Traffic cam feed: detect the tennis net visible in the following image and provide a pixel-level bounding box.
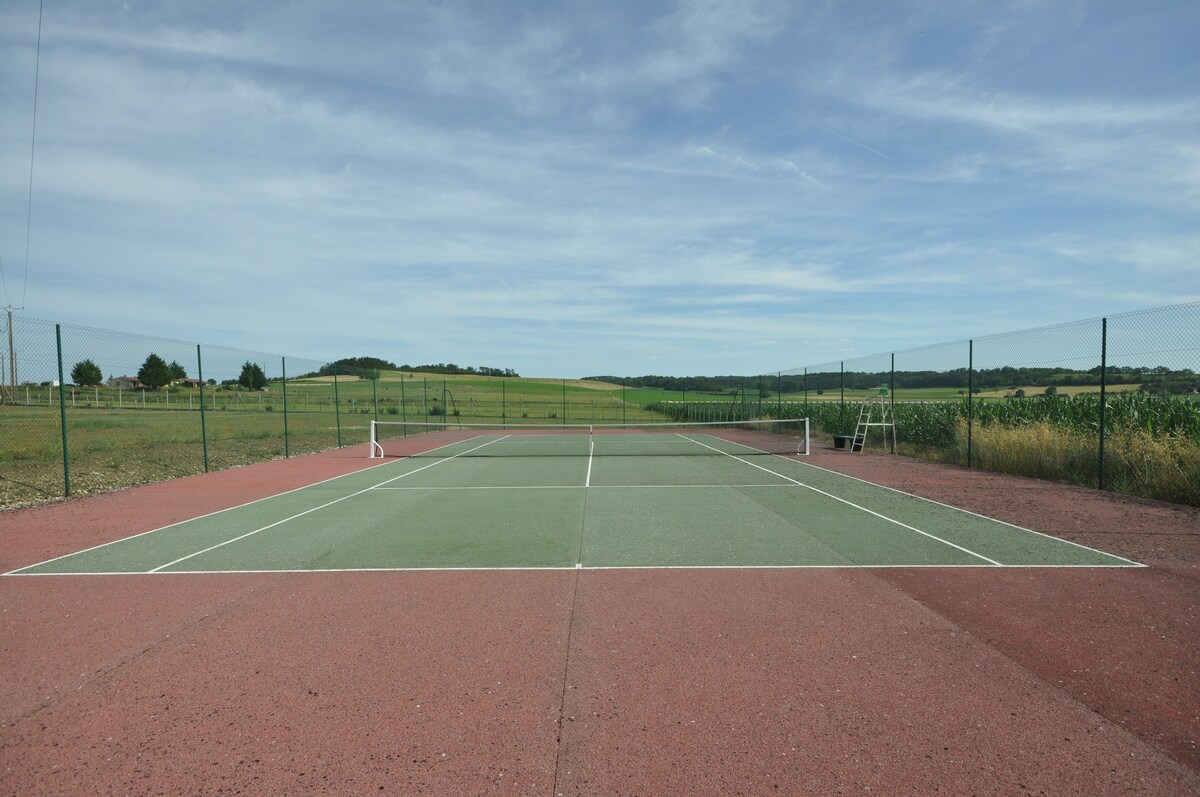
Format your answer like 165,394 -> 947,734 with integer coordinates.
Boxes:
368,419 -> 810,459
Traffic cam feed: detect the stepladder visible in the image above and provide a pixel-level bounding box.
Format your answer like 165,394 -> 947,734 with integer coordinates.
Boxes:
851,387 -> 895,453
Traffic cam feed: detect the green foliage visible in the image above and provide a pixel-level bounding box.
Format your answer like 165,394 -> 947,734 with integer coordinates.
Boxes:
586,364 -> 1197,394
238,361 -> 268,390
652,392 -> 1200,445
71,359 -> 103,386
1140,376 -> 1200,395
401,362 -> 519,377
137,353 -> 173,389
299,357 -> 520,379
327,356 -> 398,375
168,360 -> 188,380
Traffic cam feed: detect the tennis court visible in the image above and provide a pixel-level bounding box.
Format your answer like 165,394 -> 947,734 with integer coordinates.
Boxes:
8,421 -> 1137,576
4,424 -> 1197,796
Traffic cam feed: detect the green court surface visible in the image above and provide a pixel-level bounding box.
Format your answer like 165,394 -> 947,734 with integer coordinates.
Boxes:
9,433 -> 1138,575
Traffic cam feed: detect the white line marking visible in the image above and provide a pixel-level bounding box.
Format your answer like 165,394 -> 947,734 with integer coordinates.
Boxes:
679,435 -> 1003,566
375,485 -> 584,490
5,561 -> 1140,577
371,483 -> 796,491
778,458 -> 1145,567
3,457 -> 403,575
4,435 -> 511,576
5,435 -> 508,576
147,436 -> 509,573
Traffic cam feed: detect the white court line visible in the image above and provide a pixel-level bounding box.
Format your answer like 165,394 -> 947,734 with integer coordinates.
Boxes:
678,434 -> 1003,566
371,483 -> 796,491
375,484 -> 584,491
5,562 -> 1137,577
784,458 -> 1144,568
146,436 -> 510,573
4,458 -> 400,576
4,434 -> 501,576
133,436 -> 504,573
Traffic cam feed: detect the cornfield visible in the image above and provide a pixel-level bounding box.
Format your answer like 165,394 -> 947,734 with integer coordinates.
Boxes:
651,393 -> 1200,505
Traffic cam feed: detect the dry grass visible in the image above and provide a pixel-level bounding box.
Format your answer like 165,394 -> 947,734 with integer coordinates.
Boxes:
939,420 -> 1200,506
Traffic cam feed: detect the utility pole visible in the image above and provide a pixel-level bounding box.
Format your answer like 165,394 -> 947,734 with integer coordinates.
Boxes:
4,307 -> 16,402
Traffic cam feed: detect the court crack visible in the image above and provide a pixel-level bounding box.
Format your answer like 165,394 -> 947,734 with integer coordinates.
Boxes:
2,572 -> 291,729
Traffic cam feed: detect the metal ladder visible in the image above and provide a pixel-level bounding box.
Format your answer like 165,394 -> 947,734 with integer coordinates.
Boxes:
851,386 -> 895,453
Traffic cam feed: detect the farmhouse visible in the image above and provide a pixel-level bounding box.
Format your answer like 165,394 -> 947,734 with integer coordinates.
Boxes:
108,376 -> 144,390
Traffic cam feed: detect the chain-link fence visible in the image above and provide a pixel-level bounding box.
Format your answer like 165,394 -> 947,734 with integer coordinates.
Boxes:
0,317 -> 365,507
775,302 -> 1200,505
0,317 -> 666,508
4,304 -> 1198,508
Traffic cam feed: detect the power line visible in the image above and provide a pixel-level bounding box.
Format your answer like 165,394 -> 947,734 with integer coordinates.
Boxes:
3,0 -> 44,312
21,0 -> 46,310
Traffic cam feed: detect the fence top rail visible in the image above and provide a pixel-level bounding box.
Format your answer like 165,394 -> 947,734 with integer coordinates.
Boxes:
778,300 -> 1200,375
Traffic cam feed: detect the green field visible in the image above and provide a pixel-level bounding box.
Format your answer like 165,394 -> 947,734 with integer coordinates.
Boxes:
0,374 -> 665,508
3,372 -> 1198,509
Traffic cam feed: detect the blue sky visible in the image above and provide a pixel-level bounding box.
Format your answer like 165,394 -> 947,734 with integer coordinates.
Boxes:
1,0 -> 1198,378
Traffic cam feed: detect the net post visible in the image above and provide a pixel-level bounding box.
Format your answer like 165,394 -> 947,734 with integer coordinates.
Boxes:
804,418 -> 810,456
368,420 -> 382,458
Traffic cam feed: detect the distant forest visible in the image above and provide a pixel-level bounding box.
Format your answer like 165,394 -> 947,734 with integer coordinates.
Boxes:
299,357 -> 519,378
585,365 -> 1199,395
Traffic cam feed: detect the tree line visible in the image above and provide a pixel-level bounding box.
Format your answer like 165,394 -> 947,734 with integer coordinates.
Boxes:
586,365 -> 1199,395
297,357 -> 519,379
68,354 -> 268,390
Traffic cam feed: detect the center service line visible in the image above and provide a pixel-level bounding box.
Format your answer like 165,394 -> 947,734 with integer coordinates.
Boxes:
585,433 -> 595,488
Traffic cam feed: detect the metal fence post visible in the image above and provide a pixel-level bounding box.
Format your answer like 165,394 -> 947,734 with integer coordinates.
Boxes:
890,353 -> 896,454
333,365 -> 342,447
371,370 -> 378,426
839,362 -> 845,433
197,345 -> 209,472
967,340 -> 974,468
1099,318 -> 1108,491
55,324 -> 71,497
282,356 -> 290,458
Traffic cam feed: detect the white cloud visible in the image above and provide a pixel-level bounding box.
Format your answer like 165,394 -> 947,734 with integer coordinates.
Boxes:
1,1 -> 1197,377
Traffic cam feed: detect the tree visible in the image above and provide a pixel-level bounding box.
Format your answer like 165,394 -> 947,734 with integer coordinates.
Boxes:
238,361 -> 268,390
71,359 -> 103,386
137,353 -> 173,389
168,360 -> 187,381
1044,385 -> 1058,396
